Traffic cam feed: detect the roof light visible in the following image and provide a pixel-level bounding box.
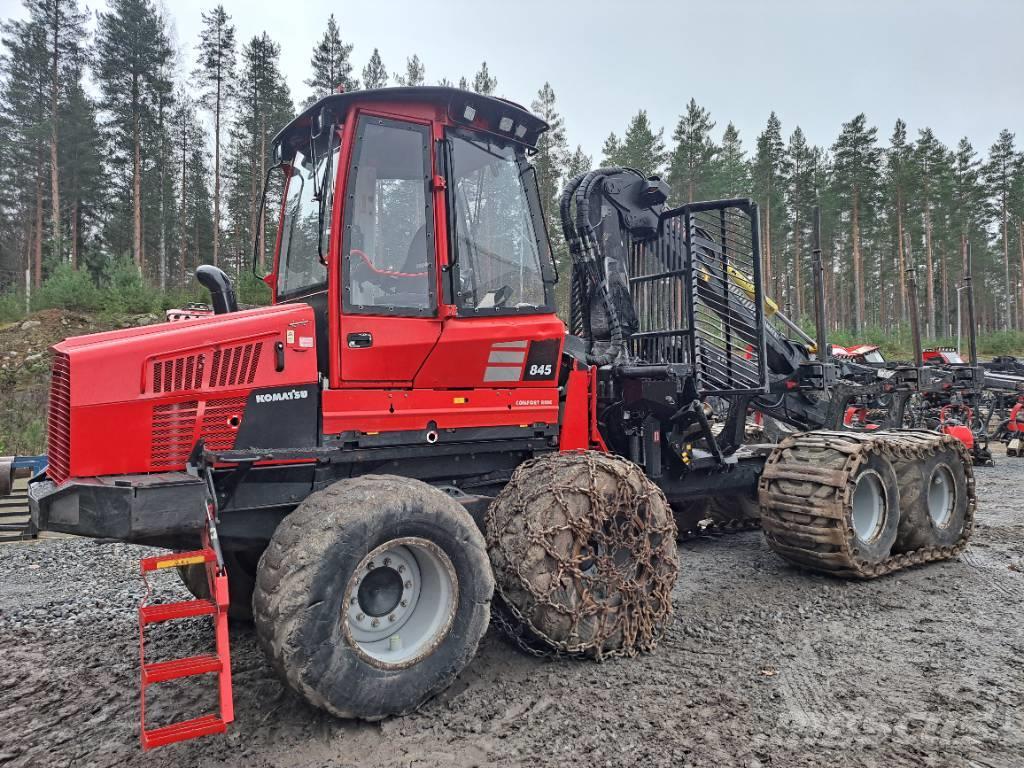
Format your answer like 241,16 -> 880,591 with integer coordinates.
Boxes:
514,123 -> 527,139
462,104 -> 477,122
498,116 -> 513,132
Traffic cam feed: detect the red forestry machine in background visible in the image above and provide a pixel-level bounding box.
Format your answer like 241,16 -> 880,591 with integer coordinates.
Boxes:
24,88 -> 975,749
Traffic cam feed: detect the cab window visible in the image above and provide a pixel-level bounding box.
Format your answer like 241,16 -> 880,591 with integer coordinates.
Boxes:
447,128 -> 553,315
277,143 -> 337,298
342,116 -> 436,316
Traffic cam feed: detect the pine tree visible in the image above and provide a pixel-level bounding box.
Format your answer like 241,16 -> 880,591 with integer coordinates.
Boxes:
984,129 -> 1016,329
831,113 -> 881,332
706,122 -> 749,199
362,48 -> 388,89
95,0 -> 174,274
0,13 -> 51,285
457,76 -> 468,91
58,81 -> 105,270
752,112 -> 786,298
1010,153 -> 1024,327
393,54 -> 425,87
437,77 -> 453,88
884,119 -> 915,321
783,126 -> 816,319
604,111 -> 665,177
601,132 -> 622,167
912,128 -> 951,336
668,98 -> 716,203
227,33 -> 294,273
471,62 -> 496,95
566,145 -> 592,181
304,13 -> 357,105
26,0 -> 88,265
530,83 -> 569,213
194,5 -> 236,269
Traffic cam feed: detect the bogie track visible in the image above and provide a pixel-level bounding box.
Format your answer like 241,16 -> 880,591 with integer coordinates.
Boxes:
758,430 -> 975,578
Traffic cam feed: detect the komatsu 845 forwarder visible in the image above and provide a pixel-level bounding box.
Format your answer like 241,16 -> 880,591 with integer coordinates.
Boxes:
20,87 -> 974,748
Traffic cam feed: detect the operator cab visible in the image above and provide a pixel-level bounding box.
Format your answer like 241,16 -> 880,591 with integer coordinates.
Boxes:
263,87 -> 564,437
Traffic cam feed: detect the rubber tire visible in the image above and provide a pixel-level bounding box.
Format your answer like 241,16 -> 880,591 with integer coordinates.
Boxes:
178,549 -> 260,622
252,474 -> 493,720
671,498 -> 711,539
847,453 -> 901,564
894,446 -> 969,551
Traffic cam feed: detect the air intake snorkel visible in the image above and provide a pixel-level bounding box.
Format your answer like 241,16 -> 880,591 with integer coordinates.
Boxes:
196,265 -> 238,315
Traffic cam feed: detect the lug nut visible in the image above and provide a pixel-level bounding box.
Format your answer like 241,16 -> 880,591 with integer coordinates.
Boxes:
367,561 -> 375,569
356,613 -> 365,621
398,565 -> 405,573
400,600 -> 408,608
388,614 -> 396,622
371,618 -> 380,628
383,557 -> 391,566
404,580 -> 412,589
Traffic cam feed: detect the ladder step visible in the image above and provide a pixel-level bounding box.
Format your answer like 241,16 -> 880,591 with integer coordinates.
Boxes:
142,654 -> 222,684
140,599 -> 216,624
141,548 -> 216,572
141,714 -> 226,750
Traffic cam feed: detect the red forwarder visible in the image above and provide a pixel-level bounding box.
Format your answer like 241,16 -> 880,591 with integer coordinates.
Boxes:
28,87 -> 973,749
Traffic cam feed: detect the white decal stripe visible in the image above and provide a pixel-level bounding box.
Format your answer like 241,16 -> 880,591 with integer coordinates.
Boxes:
488,351 -> 526,364
483,366 -> 522,382
492,340 -> 528,349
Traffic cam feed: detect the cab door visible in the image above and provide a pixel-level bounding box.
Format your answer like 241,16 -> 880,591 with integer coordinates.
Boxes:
338,115 -> 441,385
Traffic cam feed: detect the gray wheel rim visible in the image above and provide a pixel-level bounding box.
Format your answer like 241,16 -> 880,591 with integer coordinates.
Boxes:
927,465 -> 955,528
851,470 -> 885,543
343,537 -> 458,669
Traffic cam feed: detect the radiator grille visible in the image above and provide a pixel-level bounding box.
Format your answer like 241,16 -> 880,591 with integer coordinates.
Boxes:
47,352 -> 71,484
152,354 -> 206,393
200,397 -> 247,451
151,400 -> 200,469
150,396 -> 245,470
209,343 -> 262,388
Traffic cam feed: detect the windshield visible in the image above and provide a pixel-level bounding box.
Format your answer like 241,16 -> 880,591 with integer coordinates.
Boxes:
277,141 -> 338,297
447,129 -> 552,313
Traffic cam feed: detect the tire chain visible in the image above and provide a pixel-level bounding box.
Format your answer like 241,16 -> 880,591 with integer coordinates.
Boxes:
486,451 -> 678,661
758,429 -> 975,578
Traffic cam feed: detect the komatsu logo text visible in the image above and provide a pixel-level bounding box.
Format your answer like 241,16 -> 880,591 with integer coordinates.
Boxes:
255,389 -> 309,404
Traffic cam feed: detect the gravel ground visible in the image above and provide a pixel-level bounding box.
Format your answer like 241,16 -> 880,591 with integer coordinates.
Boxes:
1,453 -> 1022,768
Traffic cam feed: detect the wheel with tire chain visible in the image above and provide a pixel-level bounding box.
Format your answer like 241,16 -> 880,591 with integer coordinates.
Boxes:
486,451 -> 678,658
252,474 -> 493,720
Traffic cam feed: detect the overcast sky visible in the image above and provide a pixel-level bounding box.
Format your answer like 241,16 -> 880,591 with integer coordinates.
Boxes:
2,0 -> 1022,161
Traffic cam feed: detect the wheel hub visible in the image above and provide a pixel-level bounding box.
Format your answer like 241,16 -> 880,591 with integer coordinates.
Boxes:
851,470 -> 885,543
927,465 -> 954,528
343,537 -> 458,669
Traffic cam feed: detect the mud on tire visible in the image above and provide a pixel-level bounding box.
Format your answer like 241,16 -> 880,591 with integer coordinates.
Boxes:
252,475 -> 493,720
486,451 -> 678,658
893,444 -> 970,551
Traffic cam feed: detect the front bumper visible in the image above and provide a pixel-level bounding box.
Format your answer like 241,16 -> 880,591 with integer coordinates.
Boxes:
30,472 -> 207,541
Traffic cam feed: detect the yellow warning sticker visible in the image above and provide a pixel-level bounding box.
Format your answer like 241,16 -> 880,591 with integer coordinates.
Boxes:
155,555 -> 206,570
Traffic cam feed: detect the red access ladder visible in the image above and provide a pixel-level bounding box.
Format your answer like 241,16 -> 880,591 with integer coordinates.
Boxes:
138,532 -> 234,749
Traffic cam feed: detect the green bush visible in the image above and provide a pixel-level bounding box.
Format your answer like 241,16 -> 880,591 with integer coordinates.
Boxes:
31,264 -> 102,311
0,290 -> 26,323
236,270 -> 272,306
100,258 -> 159,315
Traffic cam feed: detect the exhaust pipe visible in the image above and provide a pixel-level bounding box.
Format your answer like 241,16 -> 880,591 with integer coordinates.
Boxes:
196,265 -> 239,315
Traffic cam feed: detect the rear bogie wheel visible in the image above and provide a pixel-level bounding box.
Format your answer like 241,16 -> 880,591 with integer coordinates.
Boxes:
894,446 -> 970,551
252,475 -> 493,720
671,497 -> 710,539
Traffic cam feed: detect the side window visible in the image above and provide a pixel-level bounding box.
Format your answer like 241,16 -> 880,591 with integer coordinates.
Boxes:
342,117 -> 436,315
447,129 -> 552,314
277,144 -> 336,298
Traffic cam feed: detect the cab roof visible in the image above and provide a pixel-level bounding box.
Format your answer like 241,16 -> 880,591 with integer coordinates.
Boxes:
274,86 -> 549,156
